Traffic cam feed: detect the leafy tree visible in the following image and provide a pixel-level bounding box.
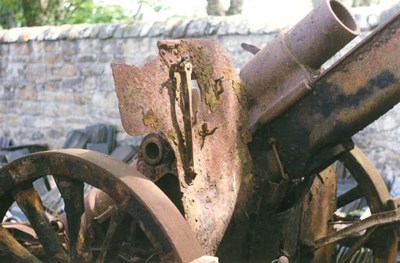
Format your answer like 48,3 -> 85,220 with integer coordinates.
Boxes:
0,0 -> 164,28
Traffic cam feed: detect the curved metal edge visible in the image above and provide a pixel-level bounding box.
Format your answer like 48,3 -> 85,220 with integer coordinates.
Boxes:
341,146 -> 390,213
340,145 -> 397,263
0,149 -> 205,263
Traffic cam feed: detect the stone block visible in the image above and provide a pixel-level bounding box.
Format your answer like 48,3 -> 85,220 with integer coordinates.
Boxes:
58,103 -> 85,116
19,102 -> 43,116
60,77 -> 83,92
69,24 -> 90,39
218,16 -> 248,35
205,17 -> 223,35
43,54 -> 62,64
89,25 -> 102,38
28,26 -> 50,41
54,64 -> 79,77
43,81 -> 59,92
45,26 -> 69,41
138,22 -> 154,37
31,41 -> 45,54
171,20 -> 189,38
98,53 -> 113,63
33,117 -> 54,128
0,85 -> 16,100
78,39 -> 101,52
77,55 -> 96,63
1,44 -> 9,54
102,39 -> 119,54
62,41 -> 78,56
113,24 -> 125,38
236,19 -> 249,35
48,128 -> 64,139
31,131 -> 45,140
43,103 -> 59,117
44,41 -> 59,53
80,25 -> 99,39
99,24 -> 118,39
26,64 -> 48,83
80,63 -> 105,76
92,91 -> 117,109
148,21 -> 165,37
9,55 -> 30,63
2,28 -> 27,42
186,19 -> 208,37
15,85 -> 38,100
97,75 -> 114,91
11,43 -> 30,56
162,18 -> 183,37
121,41 -> 134,55
5,63 -> 25,78
84,77 -> 97,91
123,24 -> 142,38
38,91 -> 57,102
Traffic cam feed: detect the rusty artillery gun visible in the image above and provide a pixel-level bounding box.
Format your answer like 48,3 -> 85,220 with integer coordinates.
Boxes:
1,0 -> 400,262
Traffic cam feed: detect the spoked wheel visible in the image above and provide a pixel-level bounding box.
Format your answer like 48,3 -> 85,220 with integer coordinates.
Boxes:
313,146 -> 398,263
0,149 -> 204,263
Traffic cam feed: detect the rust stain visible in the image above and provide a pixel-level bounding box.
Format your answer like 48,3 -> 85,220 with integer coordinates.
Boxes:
142,109 -> 160,130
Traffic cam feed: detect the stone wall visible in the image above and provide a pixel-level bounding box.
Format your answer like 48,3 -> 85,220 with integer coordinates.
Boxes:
1,17 -> 400,195
0,17 -> 277,148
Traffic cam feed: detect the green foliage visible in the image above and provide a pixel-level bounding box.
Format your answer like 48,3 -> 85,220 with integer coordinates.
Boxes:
64,1 -> 129,24
0,0 -> 165,29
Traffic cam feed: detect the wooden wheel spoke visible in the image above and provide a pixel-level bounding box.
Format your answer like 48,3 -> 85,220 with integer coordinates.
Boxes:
95,206 -> 124,263
0,150 -> 204,262
12,186 -> 70,263
0,226 -> 41,263
55,178 -> 86,260
0,195 -> 14,220
337,186 -> 362,209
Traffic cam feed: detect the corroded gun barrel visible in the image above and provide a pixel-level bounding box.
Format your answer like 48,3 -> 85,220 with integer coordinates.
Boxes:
241,0 -> 360,128
242,0 -> 400,181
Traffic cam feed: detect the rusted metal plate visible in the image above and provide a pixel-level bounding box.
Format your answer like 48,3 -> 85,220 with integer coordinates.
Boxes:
299,166 -> 337,263
0,150 -> 204,262
112,59 -> 172,136
113,40 -> 253,254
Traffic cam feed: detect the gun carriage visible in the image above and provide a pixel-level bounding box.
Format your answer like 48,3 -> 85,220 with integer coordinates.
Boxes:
1,0 -> 400,262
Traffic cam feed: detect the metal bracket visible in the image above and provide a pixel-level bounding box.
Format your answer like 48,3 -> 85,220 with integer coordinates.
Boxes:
159,42 -> 197,183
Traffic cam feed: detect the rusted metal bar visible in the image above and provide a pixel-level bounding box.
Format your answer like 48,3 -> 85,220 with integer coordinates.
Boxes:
12,187 -> 70,263
240,0 -> 360,127
338,226 -> 377,263
0,226 -> 41,263
257,12 -> 400,180
313,208 -> 400,249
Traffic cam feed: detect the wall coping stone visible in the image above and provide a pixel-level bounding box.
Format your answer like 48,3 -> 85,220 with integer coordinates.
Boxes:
0,16 -> 280,44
